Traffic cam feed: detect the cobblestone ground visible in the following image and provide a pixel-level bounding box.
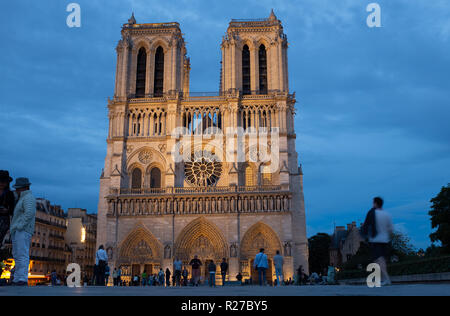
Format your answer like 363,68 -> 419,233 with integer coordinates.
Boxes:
1,284 -> 450,296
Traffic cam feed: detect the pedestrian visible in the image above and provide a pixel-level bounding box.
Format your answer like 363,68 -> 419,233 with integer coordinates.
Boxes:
273,250 -> 284,286
50,270 -> 58,286
173,257 -> 182,286
112,268 -> 118,286
105,265 -> 110,286
236,272 -> 243,285
83,274 -> 89,287
296,265 -> 303,285
220,258 -> 228,286
182,266 -> 188,286
158,268 -> 165,286
189,255 -> 202,286
141,270 -> 148,286
361,196 -> 394,286
208,261 -> 216,287
327,265 -> 335,285
10,177 -> 36,286
117,267 -> 121,286
253,248 -> 268,286
165,268 -> 171,287
0,171 -> 15,260
95,245 -> 108,286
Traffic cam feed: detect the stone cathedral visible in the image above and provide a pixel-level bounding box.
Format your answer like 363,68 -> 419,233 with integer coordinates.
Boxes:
97,11 -> 308,284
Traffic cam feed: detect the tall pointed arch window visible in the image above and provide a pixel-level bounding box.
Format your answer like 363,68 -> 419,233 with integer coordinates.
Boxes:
242,45 -> 251,95
150,167 -> 161,188
136,47 -> 147,98
261,165 -> 272,185
245,165 -> 255,187
131,168 -> 142,189
258,44 -> 268,94
154,46 -> 164,97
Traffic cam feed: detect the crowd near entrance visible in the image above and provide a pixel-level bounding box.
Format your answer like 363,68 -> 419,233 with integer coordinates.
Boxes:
106,219 -> 292,287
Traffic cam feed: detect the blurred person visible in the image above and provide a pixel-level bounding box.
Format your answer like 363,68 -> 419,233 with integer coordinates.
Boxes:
189,255 -> 202,286
362,197 -> 394,286
173,257 -> 182,286
273,250 -> 284,286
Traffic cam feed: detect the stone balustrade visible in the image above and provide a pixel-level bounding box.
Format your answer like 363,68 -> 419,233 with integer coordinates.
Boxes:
106,185 -> 291,216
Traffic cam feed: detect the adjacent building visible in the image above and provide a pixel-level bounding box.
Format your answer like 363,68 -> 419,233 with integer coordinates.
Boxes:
3,199 -> 97,285
65,208 -> 97,280
329,222 -> 363,267
28,198 -> 69,283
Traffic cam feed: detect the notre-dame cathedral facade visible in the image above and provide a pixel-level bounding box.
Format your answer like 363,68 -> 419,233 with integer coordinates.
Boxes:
97,11 -> 308,284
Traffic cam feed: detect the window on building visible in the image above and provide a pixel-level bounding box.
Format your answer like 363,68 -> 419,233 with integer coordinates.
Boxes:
242,45 -> 251,95
131,168 -> 142,189
245,165 -> 255,187
261,165 -> 272,185
154,46 -> 164,97
258,44 -> 268,94
150,167 -> 161,188
136,47 -> 147,98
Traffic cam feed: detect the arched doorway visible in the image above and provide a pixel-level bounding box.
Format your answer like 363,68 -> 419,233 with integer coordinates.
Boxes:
118,225 -> 162,284
240,222 -> 283,285
174,217 -> 228,285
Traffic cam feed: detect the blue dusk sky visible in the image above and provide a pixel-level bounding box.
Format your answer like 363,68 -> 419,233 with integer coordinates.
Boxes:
1,1 -> 449,250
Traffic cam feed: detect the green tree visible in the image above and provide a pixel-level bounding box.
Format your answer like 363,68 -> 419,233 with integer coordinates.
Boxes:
390,231 -> 416,259
429,184 -> 450,253
308,233 -> 331,274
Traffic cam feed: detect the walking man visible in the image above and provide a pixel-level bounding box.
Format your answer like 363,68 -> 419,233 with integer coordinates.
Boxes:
189,255 -> 202,286
173,257 -> 182,286
362,197 -> 394,286
10,177 -> 36,286
208,261 -> 216,287
253,248 -> 269,286
220,258 -> 228,286
95,245 -> 108,286
273,250 -> 284,286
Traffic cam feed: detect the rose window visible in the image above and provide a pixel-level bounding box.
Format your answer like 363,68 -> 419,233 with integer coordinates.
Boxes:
185,150 -> 222,186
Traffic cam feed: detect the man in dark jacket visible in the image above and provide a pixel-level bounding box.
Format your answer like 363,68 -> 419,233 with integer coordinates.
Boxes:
220,258 -> 228,286
0,171 -> 15,259
189,255 -> 202,286
208,261 -> 217,287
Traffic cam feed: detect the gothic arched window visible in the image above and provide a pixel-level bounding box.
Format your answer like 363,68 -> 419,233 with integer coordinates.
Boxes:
245,165 -> 255,187
261,165 -> 272,185
242,45 -> 251,95
150,167 -> 161,188
258,44 -> 268,94
154,46 -> 164,97
136,47 -> 147,98
131,168 -> 142,189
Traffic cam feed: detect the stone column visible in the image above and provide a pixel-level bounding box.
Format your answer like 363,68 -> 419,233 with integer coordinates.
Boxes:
121,41 -> 130,97
250,46 -> 257,93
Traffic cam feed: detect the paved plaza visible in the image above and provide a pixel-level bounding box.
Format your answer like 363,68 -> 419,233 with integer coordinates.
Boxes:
1,284 -> 449,296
